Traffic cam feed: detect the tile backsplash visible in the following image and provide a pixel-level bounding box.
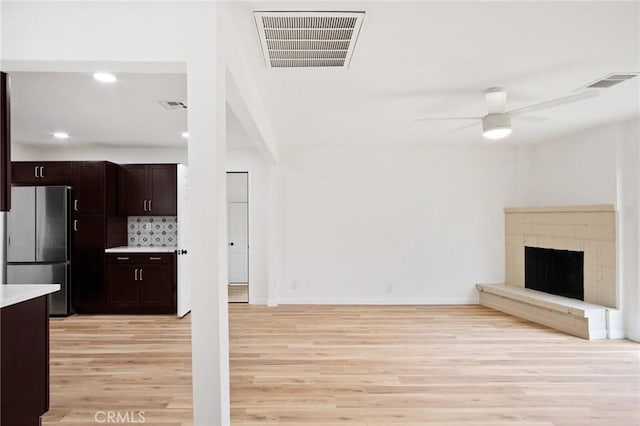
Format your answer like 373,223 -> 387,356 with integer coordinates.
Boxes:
128,216 -> 178,247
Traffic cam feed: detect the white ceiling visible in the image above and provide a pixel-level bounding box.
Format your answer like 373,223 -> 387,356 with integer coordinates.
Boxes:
9,2 -> 640,150
11,72 -> 188,148
230,1 -> 640,146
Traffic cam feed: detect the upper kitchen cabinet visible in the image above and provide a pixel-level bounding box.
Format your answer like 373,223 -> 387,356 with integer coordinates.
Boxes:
12,161 -> 72,186
117,164 -> 177,216
72,162 -> 118,215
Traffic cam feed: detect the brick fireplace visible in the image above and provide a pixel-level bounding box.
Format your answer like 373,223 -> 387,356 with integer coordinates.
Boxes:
505,205 -> 616,308
477,205 -> 619,339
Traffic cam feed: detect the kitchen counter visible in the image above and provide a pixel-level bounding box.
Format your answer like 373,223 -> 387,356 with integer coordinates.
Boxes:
105,246 -> 177,254
0,284 -> 61,309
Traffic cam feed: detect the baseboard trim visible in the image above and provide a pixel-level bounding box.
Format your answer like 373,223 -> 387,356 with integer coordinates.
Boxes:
249,298 -> 267,305
275,297 -> 479,305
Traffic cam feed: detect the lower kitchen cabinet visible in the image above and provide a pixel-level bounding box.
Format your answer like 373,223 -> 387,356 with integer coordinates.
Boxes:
106,253 -> 176,314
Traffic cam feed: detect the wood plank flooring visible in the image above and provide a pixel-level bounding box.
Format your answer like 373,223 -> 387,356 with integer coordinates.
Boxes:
43,305 -> 639,425
229,284 -> 249,303
42,315 -> 193,426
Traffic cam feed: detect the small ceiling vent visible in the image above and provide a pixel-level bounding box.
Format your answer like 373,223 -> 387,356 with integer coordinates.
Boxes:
582,73 -> 638,89
253,11 -> 365,69
158,101 -> 187,110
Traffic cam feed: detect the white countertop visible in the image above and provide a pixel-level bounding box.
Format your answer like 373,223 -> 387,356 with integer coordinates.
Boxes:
1,284 -> 61,309
105,246 -> 177,254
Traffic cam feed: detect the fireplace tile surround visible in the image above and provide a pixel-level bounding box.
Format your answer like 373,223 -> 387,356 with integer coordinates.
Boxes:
505,205 -> 616,308
478,205 -> 618,340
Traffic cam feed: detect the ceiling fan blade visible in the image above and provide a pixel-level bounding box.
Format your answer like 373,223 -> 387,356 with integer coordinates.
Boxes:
414,116 -> 482,122
485,87 -> 507,114
509,91 -> 599,116
449,121 -> 482,133
510,115 -> 549,122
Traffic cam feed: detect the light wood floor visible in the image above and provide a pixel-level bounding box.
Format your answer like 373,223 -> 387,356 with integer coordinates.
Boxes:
229,284 -> 249,303
43,305 -> 639,425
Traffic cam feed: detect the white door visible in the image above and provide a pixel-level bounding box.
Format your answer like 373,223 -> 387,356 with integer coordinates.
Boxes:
177,164 -> 191,317
228,202 -> 248,283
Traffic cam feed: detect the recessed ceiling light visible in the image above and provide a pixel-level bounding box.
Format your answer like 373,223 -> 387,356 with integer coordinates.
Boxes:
53,132 -> 69,139
93,72 -> 117,83
181,132 -> 189,139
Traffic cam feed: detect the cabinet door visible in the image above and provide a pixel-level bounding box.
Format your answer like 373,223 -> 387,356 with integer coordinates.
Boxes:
148,165 -> 177,215
73,163 -> 105,215
1,72 -> 11,212
138,264 -> 174,310
117,165 -> 148,216
11,162 -> 41,185
108,264 -> 139,308
72,215 -> 107,313
39,162 -> 72,185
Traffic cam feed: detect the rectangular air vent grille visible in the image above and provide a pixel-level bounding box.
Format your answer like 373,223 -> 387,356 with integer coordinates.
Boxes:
254,11 -> 365,69
158,101 -> 187,110
583,73 -> 638,89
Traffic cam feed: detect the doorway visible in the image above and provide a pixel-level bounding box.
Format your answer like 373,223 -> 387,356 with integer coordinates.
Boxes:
227,172 -> 249,303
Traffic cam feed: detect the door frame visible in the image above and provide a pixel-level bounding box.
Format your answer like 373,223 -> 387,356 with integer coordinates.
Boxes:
226,171 -> 249,302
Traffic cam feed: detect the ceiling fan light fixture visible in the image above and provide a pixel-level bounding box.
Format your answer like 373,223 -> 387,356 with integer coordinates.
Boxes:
482,113 -> 512,140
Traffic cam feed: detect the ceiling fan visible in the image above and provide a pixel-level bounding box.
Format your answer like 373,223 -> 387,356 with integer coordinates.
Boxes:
414,87 -> 599,140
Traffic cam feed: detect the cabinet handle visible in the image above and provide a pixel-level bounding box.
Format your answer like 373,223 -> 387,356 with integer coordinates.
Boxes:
74,199 -> 79,211
149,200 -> 152,211
34,166 -> 39,178
40,166 -> 44,178
143,200 -> 148,212
73,220 -> 78,232
139,268 -> 143,281
117,257 -> 130,261
134,268 -> 138,281
149,257 -> 162,260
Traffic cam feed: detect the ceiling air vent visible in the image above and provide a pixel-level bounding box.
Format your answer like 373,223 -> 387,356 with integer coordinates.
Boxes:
253,11 -> 365,68
158,101 -> 187,110
583,73 -> 638,89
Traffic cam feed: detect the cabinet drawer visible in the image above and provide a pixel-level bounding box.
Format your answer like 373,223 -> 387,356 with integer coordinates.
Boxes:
106,253 -> 174,265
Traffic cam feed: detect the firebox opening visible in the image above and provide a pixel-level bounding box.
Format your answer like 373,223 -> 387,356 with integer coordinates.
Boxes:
525,246 -> 584,301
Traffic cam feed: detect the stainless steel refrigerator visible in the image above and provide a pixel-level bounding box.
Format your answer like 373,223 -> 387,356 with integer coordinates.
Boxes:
6,186 -> 71,316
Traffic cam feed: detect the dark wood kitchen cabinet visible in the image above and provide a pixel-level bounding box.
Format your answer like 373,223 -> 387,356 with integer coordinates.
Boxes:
1,72 -> 11,211
72,215 -> 109,312
1,295 -> 49,426
72,162 -> 126,314
117,164 -> 177,216
72,162 -> 109,215
106,253 -> 176,314
12,161 -> 73,185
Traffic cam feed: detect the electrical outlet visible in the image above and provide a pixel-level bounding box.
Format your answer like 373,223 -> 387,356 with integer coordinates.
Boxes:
386,283 -> 393,293
291,281 -> 298,290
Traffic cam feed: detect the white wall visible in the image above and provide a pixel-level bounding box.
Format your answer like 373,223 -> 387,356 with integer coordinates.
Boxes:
617,120 -> 640,341
11,143 -> 187,164
279,144 -> 518,304
518,123 -> 618,206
